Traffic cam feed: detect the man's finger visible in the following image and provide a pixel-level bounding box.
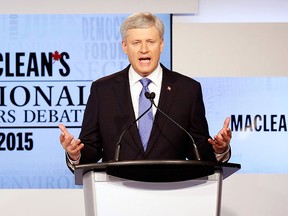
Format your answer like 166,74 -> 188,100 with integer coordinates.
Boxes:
223,117 -> 230,128
59,123 -> 69,135
69,143 -> 84,154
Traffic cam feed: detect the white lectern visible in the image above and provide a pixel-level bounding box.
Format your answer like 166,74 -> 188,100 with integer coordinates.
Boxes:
75,160 -> 240,216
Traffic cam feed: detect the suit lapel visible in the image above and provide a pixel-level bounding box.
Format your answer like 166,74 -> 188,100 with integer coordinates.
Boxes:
146,65 -> 178,154
113,66 -> 144,152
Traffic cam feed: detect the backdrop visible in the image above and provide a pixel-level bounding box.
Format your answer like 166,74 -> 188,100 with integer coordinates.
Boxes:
0,13 -> 171,189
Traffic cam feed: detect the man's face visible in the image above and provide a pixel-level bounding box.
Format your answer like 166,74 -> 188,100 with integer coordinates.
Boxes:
122,26 -> 164,77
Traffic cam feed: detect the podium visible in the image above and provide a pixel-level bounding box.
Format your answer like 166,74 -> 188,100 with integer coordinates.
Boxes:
75,160 -> 240,216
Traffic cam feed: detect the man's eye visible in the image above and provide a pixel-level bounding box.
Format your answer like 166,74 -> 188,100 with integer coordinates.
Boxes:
132,41 -> 140,45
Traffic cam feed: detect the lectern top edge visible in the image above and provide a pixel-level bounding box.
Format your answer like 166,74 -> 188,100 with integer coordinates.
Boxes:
74,160 -> 241,185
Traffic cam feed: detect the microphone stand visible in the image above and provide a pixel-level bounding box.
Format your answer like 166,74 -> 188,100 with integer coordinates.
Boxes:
114,101 -> 153,161
145,92 -> 201,161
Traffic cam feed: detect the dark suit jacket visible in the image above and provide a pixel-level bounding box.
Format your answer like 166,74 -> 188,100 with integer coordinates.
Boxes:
77,64 -> 216,164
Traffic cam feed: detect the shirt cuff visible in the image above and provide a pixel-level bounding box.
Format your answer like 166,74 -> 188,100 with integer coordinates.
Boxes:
66,152 -> 81,166
214,145 -> 231,162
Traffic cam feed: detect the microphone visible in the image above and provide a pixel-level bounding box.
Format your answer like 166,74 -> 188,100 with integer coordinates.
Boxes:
114,96 -> 153,161
145,92 -> 201,161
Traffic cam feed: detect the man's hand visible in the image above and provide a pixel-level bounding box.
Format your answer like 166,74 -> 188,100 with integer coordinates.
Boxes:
208,117 -> 232,154
59,123 -> 84,161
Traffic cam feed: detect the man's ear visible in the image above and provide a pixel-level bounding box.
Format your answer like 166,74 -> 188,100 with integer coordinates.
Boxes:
122,40 -> 128,54
160,38 -> 164,53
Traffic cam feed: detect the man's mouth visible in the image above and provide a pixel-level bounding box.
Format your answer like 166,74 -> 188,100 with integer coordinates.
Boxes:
139,57 -> 151,63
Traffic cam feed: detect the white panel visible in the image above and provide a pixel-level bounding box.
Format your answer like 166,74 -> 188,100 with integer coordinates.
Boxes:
0,189 -> 85,215
222,174 -> 288,216
174,0 -> 288,23
173,23 -> 288,77
0,0 -> 198,14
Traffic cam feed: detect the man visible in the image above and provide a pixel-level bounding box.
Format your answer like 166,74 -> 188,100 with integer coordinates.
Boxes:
59,12 -> 231,170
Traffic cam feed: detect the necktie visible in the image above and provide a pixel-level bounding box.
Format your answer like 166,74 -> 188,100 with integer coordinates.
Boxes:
138,78 -> 153,151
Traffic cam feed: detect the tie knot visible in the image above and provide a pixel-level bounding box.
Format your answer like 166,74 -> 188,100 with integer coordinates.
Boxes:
140,78 -> 152,87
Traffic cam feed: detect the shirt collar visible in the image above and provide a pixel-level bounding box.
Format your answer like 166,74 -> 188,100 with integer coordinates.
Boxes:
129,64 -> 162,87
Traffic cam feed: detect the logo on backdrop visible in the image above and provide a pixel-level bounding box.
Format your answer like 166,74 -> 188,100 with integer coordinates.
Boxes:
0,51 -> 88,125
231,114 -> 287,132
0,51 -> 88,151
0,51 -> 70,77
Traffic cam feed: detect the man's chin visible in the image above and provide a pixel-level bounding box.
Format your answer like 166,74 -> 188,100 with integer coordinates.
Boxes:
136,65 -> 157,76
138,70 -> 153,77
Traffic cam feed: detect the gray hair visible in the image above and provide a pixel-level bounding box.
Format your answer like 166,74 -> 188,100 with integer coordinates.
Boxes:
120,12 -> 165,41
